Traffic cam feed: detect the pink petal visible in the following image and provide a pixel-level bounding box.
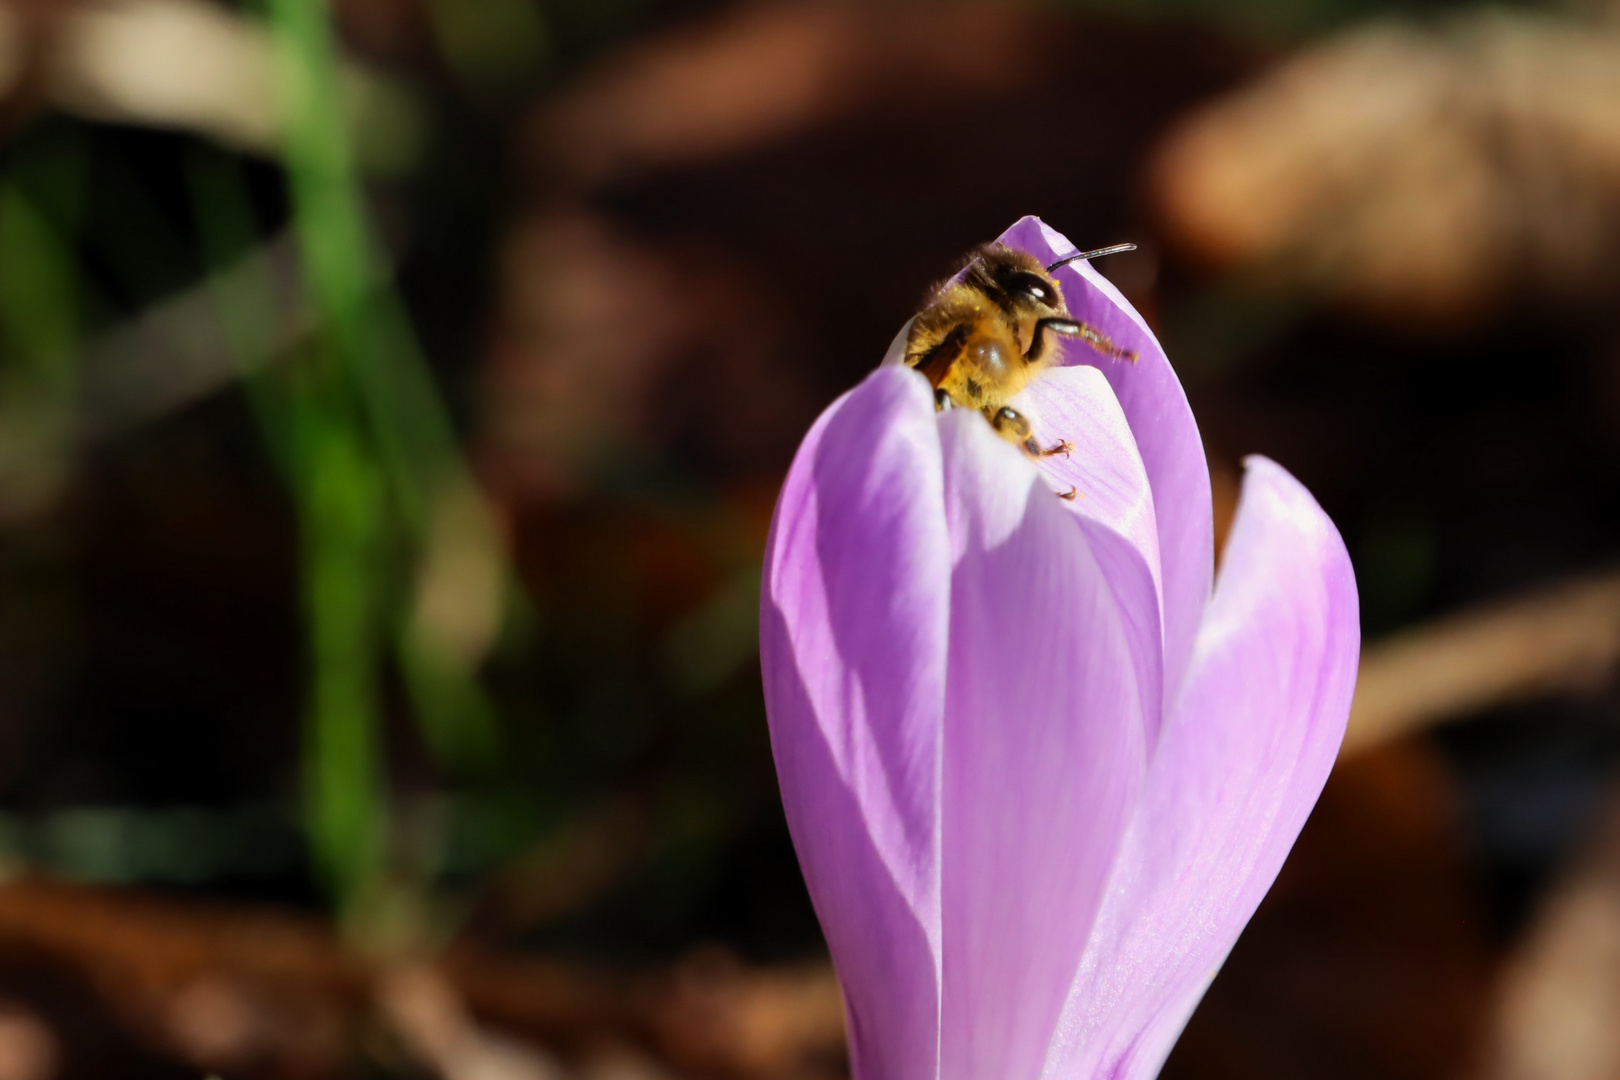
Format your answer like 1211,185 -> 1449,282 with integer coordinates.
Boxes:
936,412 -> 1151,1080
996,216 -> 1214,718
1016,366 -> 1162,585
1041,457 -> 1360,1080
1013,365 -> 1166,742
760,366 -> 947,1080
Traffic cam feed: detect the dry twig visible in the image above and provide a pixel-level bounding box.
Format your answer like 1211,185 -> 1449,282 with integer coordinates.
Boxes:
1343,567 -> 1620,755
1476,789 -> 1620,1080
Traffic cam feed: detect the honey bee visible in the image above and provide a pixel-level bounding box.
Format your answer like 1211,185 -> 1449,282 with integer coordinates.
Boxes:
903,242 -> 1136,465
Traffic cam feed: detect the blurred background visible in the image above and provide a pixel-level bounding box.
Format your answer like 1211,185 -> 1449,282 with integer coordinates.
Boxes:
0,0 -> 1618,1075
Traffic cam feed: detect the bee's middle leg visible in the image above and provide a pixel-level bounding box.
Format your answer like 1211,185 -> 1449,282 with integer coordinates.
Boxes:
988,406 -> 1036,453
988,406 -> 1071,459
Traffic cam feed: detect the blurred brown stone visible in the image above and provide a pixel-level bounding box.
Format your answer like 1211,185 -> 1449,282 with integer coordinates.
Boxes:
0,878 -> 366,1077
0,878 -> 846,1080
0,1003 -> 58,1080
535,4 -> 1050,188
1152,12 -> 1620,326
1478,786 -> 1620,1080
636,948 -> 843,1080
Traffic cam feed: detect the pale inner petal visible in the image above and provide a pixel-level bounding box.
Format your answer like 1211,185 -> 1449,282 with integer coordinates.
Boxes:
1010,366 -> 1166,740
936,411 -> 1148,1080
1011,365 -> 1162,610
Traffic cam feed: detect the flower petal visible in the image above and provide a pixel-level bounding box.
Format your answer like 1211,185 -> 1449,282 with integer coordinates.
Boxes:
937,411 -> 1149,1080
1016,366 -> 1162,585
996,216 -> 1214,717
1041,456 -> 1360,1080
1013,365 -> 1165,741
760,365 -> 947,1080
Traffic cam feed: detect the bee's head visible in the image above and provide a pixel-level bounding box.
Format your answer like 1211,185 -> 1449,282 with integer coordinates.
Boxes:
993,240 -> 1137,314
972,247 -> 1068,314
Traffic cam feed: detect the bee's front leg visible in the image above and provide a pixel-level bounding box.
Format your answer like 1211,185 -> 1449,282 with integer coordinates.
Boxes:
1038,317 -> 1137,364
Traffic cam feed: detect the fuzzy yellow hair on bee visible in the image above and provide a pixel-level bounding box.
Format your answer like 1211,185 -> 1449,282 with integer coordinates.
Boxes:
904,241 -> 1136,463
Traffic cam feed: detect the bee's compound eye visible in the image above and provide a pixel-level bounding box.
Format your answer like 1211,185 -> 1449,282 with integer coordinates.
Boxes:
1002,270 -> 1055,307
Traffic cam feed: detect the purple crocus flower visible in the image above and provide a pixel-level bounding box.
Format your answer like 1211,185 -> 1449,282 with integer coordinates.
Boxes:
759,217 -> 1359,1080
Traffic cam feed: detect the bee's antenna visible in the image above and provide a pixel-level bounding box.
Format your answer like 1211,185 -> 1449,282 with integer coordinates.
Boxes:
1046,243 -> 1137,273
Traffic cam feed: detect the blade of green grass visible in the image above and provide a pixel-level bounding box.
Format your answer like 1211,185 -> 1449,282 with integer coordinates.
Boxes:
296,386 -> 388,909
0,182 -> 80,517
262,0 -> 512,917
